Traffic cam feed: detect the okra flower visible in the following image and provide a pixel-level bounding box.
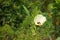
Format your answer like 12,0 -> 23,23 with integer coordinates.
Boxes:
34,14 -> 46,26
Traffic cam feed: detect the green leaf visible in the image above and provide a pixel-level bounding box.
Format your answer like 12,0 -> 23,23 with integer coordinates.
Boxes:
23,5 -> 30,16
32,6 -> 40,17
2,24 -> 14,35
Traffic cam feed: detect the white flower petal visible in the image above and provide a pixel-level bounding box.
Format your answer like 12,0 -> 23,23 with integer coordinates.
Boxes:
34,14 -> 46,26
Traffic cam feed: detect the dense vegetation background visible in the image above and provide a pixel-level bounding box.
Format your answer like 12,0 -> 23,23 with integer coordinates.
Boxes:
0,0 -> 60,40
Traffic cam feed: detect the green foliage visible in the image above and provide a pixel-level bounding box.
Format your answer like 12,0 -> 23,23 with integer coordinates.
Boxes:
0,0 -> 60,40
56,37 -> 60,40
